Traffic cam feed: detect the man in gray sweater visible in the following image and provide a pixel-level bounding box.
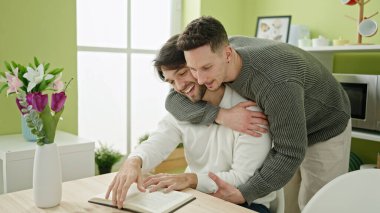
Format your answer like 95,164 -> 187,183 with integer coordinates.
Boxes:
166,16 -> 351,211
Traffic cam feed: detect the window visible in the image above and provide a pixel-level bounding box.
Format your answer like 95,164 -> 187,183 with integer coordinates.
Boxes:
77,0 -> 181,153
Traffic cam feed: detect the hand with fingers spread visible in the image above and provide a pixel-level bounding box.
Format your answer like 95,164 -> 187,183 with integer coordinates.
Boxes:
105,157 -> 146,209
215,101 -> 268,137
208,172 -> 245,204
143,173 -> 198,193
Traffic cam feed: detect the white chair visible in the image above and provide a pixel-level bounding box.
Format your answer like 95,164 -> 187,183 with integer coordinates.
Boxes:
302,169 -> 380,213
270,188 -> 285,213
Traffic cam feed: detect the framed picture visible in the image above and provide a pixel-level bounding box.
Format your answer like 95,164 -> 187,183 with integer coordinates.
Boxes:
255,16 -> 292,43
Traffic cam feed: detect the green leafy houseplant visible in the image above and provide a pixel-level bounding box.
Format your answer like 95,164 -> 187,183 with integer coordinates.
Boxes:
95,142 -> 123,174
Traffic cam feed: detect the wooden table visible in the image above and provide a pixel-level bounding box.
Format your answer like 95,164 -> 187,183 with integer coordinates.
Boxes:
0,173 -> 254,212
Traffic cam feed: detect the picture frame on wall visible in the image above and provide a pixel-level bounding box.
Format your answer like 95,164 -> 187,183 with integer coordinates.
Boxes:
255,16 -> 292,43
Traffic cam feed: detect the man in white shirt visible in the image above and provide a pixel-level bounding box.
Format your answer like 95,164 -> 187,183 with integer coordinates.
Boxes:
106,35 -> 274,213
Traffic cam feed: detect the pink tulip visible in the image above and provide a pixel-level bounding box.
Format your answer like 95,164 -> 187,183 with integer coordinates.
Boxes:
30,93 -> 48,112
51,92 -> 67,112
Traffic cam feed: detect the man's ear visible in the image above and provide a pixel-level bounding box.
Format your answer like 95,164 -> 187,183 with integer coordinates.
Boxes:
224,45 -> 232,62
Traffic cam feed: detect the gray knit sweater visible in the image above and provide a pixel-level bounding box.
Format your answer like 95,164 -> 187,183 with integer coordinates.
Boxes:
165,36 -> 351,203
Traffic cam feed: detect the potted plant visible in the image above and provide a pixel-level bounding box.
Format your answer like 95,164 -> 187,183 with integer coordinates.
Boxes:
95,142 -> 123,175
138,133 -> 186,174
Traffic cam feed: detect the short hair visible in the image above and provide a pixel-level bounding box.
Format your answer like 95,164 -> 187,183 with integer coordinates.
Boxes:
153,34 -> 186,81
177,16 -> 229,53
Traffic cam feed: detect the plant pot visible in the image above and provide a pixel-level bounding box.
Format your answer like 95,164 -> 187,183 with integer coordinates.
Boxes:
98,165 -> 112,175
33,143 -> 62,208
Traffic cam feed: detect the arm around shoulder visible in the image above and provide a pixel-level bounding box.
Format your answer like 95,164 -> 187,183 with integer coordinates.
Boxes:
166,89 -> 219,124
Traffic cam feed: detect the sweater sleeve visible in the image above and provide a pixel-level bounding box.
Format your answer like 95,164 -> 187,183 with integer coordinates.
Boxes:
238,82 -> 307,204
165,88 -> 219,124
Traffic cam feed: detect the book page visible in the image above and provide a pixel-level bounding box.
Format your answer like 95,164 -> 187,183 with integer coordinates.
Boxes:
89,184 -> 195,213
126,190 -> 194,213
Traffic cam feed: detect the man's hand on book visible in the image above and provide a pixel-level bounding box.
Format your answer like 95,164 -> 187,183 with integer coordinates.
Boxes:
105,157 -> 146,209
208,172 -> 245,204
143,173 -> 198,192
215,101 -> 269,137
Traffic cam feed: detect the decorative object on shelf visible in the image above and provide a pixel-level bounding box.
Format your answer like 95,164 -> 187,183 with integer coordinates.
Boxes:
255,15 -> 292,43
358,18 -> 378,37
333,37 -> 350,46
288,24 -> 310,46
341,0 -> 379,44
95,142 -> 123,175
312,35 -> 330,47
298,37 -> 312,48
0,57 -> 71,208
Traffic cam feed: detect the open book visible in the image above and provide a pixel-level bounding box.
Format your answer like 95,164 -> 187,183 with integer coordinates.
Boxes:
88,184 -> 196,213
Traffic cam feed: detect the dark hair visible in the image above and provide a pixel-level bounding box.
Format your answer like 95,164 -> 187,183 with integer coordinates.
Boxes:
177,16 -> 229,52
153,34 -> 186,81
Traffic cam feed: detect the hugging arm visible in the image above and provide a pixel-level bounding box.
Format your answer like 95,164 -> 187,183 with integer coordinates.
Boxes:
166,89 -> 268,136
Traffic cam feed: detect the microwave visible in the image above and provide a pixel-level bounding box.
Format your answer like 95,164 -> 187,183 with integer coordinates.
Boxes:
333,74 -> 380,132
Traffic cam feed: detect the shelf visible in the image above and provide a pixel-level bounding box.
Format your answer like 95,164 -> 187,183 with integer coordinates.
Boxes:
302,45 -> 380,71
302,45 -> 380,52
352,129 -> 380,142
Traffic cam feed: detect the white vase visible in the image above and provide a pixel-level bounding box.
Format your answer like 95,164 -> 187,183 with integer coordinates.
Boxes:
33,143 -> 62,208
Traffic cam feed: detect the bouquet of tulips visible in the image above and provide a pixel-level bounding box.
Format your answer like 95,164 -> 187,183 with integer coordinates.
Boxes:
0,57 -> 70,145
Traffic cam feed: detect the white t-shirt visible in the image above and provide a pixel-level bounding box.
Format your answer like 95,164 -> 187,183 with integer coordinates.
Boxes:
129,86 -> 275,206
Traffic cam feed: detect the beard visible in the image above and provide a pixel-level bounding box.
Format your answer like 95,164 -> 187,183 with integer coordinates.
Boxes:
188,85 -> 207,103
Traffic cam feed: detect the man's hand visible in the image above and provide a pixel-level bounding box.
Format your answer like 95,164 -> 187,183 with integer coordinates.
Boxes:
215,101 -> 268,137
143,173 -> 197,192
208,172 -> 245,204
105,157 -> 146,209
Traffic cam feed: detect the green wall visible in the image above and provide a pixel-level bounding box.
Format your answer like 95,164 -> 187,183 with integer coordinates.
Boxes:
0,0 -> 77,135
182,0 -> 380,43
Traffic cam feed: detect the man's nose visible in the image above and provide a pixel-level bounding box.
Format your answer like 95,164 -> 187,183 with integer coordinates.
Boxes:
196,73 -> 206,85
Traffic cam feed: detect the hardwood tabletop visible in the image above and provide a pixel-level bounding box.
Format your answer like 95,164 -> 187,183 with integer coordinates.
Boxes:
0,172 -> 254,212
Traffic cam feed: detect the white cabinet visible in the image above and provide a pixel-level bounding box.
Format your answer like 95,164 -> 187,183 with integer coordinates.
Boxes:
0,131 -> 95,194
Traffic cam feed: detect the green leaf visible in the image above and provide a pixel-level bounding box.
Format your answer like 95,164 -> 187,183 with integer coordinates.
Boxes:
11,61 -> 17,69
48,68 -> 64,75
28,63 -> 35,69
0,84 -> 8,94
4,61 -> 12,71
37,80 -> 48,91
44,63 -> 50,71
0,72 -> 5,78
34,57 -> 40,67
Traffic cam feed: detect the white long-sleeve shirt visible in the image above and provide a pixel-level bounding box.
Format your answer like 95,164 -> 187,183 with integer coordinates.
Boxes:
129,86 -> 275,206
